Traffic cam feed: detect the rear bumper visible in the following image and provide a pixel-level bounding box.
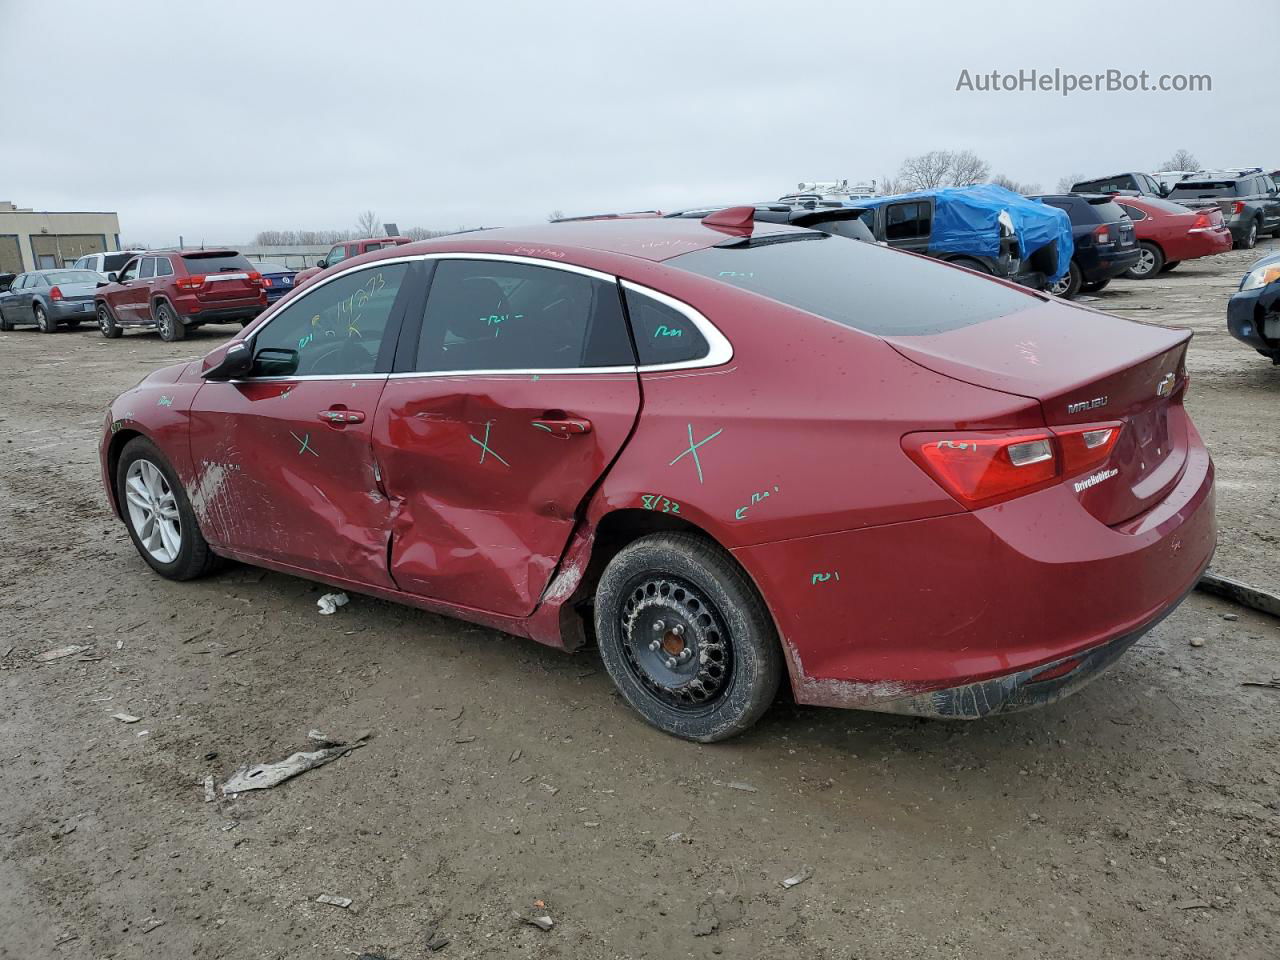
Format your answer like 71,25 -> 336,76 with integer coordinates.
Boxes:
48,300 -> 96,319
1079,247 -> 1140,283
735,417 -> 1216,716
1174,227 -> 1233,260
1227,281 -> 1280,356
181,305 -> 265,325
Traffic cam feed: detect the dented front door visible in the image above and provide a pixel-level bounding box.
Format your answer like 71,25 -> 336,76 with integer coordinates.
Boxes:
189,377 -> 395,587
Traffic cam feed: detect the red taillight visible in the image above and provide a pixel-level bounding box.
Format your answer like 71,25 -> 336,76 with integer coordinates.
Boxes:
261,276 -> 273,288
903,430 -> 1058,509
1232,201 -> 1245,214
904,423 -> 1126,509
175,274 -> 206,291
248,271 -> 263,287
1191,212 -> 1210,229
49,286 -> 63,301
1094,224 -> 1111,243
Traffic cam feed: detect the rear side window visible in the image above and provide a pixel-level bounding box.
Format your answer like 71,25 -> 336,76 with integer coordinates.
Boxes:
670,234 -> 1035,337
103,252 -> 134,272
1118,203 -> 1146,221
253,262 -> 409,376
624,287 -> 709,366
155,257 -> 174,277
181,253 -> 252,274
414,259 -> 633,372
885,202 -> 931,240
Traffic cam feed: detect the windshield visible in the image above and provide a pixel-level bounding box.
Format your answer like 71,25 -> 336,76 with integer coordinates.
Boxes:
670,233 -> 1035,336
45,270 -> 100,285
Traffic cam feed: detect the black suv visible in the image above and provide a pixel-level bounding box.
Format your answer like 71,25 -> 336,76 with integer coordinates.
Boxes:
1031,194 -> 1139,298
1071,172 -> 1167,197
1167,171 -> 1280,249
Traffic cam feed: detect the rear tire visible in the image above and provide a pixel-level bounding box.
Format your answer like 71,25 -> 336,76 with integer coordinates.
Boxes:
97,303 -> 122,338
155,301 -> 186,341
1081,279 -> 1111,293
1048,260 -> 1082,299
594,533 -> 783,742
1124,242 -> 1164,279
1237,219 -> 1259,250
116,437 -> 220,581
1161,261 -> 1181,272
0,312 -> 11,332
35,304 -> 57,333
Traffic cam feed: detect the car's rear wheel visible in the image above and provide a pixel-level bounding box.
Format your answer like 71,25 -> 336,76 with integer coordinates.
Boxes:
1048,260 -> 1082,299
35,304 -> 57,333
97,303 -> 122,338
116,437 -> 219,580
594,533 -> 782,742
155,301 -> 186,341
1081,279 -> 1111,293
1161,261 -> 1181,272
0,311 -> 12,332
1124,242 -> 1164,279
1238,220 -> 1259,249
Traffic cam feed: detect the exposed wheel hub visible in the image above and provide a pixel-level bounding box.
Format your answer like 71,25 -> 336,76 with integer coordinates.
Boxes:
621,577 -> 730,708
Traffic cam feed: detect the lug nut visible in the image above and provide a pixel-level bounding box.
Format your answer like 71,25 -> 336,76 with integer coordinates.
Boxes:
672,624 -> 684,637
649,640 -> 661,651
678,649 -> 692,663
652,620 -> 665,632
664,657 -> 678,669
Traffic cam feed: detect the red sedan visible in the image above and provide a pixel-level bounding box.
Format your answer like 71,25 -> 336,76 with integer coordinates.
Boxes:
1113,195 -> 1233,279
99,212 -> 1215,741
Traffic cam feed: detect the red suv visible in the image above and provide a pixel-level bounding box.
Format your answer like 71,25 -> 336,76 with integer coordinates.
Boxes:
94,250 -> 267,342
293,236 -> 412,287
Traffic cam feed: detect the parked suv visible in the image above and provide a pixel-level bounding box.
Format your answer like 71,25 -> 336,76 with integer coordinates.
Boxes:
1032,194 -> 1140,298
293,236 -> 413,287
1071,172 -> 1168,197
94,250 -> 267,342
1167,172 -> 1280,249
72,250 -> 146,280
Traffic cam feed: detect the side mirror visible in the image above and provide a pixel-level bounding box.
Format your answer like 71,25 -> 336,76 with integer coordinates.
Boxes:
316,259 -> 328,269
106,272 -> 118,282
253,347 -> 299,378
201,341 -> 253,381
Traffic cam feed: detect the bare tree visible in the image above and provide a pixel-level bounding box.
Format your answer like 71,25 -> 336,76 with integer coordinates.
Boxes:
990,174 -> 1041,195
1056,173 -> 1083,193
356,210 -> 382,237
548,209 -> 565,222
949,150 -> 991,187
1157,149 -> 1200,172
898,150 -> 955,191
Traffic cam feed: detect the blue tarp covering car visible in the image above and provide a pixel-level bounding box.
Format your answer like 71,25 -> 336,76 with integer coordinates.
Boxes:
853,184 -> 1074,282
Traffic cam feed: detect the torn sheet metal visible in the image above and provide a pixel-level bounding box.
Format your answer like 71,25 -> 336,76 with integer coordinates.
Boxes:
222,732 -> 371,796
1197,571 -> 1280,619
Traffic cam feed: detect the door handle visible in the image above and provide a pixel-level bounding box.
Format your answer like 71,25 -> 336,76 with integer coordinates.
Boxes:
318,408 -> 365,425
530,415 -> 592,438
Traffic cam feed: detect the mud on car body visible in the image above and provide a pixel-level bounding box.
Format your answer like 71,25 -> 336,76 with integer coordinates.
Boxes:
100,214 -> 1215,741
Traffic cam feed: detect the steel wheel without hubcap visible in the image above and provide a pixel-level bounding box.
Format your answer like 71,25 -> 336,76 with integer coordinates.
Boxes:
620,576 -> 732,710
123,459 -> 183,563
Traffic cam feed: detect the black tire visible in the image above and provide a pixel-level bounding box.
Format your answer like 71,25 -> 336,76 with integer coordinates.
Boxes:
155,300 -> 186,341
1081,279 -> 1111,293
65,318 -> 82,329
1161,261 -> 1181,273
950,257 -> 991,274
0,311 -> 11,332
1237,219 -> 1259,250
1124,242 -> 1164,280
116,437 -> 220,581
1048,260 -> 1082,299
35,303 -> 57,333
594,533 -> 782,742
97,303 -> 122,338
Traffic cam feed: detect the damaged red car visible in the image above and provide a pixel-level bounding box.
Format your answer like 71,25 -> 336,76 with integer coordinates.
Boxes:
100,211 -> 1215,741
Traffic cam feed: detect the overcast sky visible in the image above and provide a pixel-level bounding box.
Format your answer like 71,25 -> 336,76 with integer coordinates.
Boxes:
1,0 -> 1265,245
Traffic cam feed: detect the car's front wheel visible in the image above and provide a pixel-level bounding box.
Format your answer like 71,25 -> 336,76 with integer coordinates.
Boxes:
1124,242 -> 1164,279
594,533 -> 782,742
155,301 -> 186,341
35,304 -> 57,333
116,437 -> 219,580
97,303 -> 122,338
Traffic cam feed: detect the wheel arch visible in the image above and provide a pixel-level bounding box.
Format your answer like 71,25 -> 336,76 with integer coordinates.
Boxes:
104,428 -> 147,518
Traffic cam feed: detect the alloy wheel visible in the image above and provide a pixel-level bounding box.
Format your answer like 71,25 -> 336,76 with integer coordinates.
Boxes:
123,458 -> 183,563
1133,248 -> 1156,277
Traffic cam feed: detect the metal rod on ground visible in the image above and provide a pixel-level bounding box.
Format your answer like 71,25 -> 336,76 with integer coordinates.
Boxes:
1197,572 -> 1280,619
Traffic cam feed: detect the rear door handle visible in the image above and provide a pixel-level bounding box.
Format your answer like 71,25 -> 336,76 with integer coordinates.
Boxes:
318,408 -> 365,425
531,416 -> 592,438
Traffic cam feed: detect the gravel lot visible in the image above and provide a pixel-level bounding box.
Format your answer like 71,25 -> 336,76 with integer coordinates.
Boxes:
2,244 -> 1278,960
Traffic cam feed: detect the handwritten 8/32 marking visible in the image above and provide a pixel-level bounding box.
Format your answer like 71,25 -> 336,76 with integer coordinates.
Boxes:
640,494 -> 680,514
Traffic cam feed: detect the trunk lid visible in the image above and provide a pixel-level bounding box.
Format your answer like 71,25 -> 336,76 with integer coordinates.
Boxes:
884,299 -> 1191,526
55,281 -> 99,302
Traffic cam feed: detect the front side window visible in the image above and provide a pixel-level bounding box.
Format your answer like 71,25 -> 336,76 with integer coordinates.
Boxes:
624,287 -> 709,366
139,257 -> 156,279
252,262 -> 409,376
414,259 -> 632,372
885,202 -> 931,240
326,245 -> 347,266
118,259 -> 140,281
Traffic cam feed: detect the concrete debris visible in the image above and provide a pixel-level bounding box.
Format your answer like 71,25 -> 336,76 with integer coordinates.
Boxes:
317,592 -> 349,615
725,781 -> 757,793
1189,636 -> 1206,648
425,929 -> 450,952
112,713 -> 141,724
509,749 -> 522,762
222,732 -> 371,795
513,911 -> 554,931
316,894 -> 353,908
142,918 -> 166,933
36,645 -> 86,662
1174,899 -> 1211,910
1197,571 -> 1280,619
203,775 -> 216,802
780,865 -> 813,889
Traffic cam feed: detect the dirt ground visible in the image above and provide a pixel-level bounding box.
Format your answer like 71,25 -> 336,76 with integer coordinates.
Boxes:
2,242 -> 1278,960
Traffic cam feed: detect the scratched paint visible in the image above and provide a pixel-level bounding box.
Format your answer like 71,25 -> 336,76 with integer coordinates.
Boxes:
668,423 -> 722,485
734,485 -> 780,520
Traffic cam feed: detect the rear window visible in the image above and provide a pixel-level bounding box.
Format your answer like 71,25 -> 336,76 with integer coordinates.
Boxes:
1134,197 -> 1195,216
180,252 -> 253,273
1091,200 -> 1129,223
669,234 -> 1035,337
1073,176 -> 1133,193
103,252 -> 134,271
1169,181 -> 1237,199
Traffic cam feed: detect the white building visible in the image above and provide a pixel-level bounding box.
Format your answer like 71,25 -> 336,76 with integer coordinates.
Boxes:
0,201 -> 123,274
